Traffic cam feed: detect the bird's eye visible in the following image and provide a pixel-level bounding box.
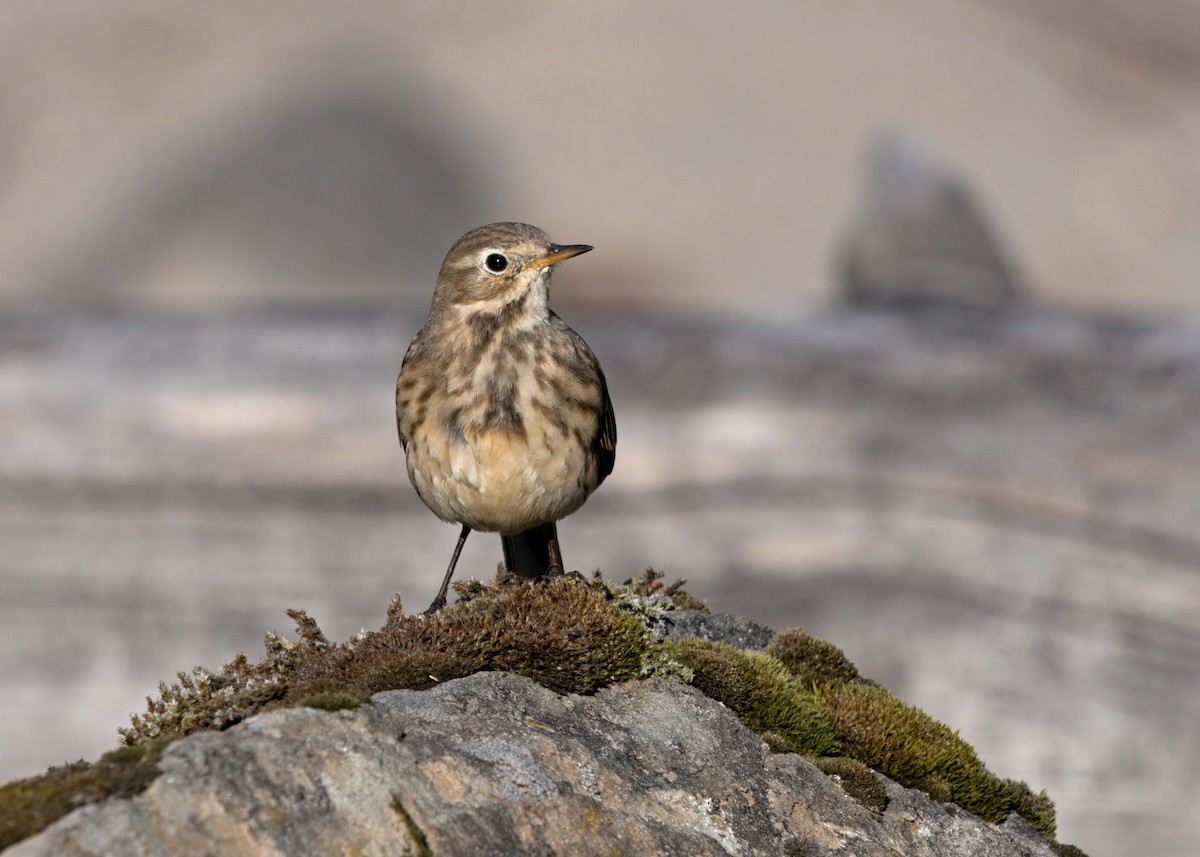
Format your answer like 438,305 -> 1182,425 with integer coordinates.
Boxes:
484,253 -> 508,273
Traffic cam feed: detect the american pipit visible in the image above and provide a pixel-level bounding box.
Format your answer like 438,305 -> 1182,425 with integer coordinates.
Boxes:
396,222 -> 616,613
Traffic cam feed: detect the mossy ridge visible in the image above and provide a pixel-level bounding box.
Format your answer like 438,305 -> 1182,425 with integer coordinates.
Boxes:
120,607 -> 336,745
3,575 -> 1085,856
820,682 -> 1009,822
0,740 -> 167,850
766,627 -> 863,686
2,575 -> 679,846
812,756 -> 888,812
668,638 -> 838,758
117,575 -> 669,749
766,627 -> 1061,844
303,576 -> 654,697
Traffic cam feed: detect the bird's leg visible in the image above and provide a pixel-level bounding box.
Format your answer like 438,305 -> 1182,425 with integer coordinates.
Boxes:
544,529 -> 565,578
424,524 -> 471,615
544,532 -> 586,584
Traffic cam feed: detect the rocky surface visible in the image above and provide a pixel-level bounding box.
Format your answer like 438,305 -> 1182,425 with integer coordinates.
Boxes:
2,304 -> 1198,856
4,8 -> 1199,856
6,672 -> 1062,857
5,99 -> 1198,857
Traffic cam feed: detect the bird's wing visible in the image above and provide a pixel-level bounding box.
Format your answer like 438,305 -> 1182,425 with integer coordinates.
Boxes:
395,333 -> 425,452
557,318 -> 617,485
594,365 -> 617,484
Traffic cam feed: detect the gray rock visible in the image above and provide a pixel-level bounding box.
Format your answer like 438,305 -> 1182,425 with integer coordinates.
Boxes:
7,672 -> 1059,856
661,609 -> 776,650
840,132 -> 1024,307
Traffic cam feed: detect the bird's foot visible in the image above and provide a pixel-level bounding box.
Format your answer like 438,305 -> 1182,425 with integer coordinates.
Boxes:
543,566 -> 587,584
421,596 -> 447,616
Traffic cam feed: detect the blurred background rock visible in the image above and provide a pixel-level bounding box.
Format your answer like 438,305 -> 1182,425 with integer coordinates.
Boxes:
3,3 -> 1199,855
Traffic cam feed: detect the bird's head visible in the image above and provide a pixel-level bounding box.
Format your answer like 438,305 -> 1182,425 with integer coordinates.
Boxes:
431,222 -> 592,320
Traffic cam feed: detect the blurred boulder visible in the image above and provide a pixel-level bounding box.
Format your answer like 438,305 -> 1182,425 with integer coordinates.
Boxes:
839,132 -> 1025,308
57,93 -> 493,312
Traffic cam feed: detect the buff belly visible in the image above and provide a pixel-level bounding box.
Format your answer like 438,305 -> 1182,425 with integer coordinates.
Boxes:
406,421 -> 593,535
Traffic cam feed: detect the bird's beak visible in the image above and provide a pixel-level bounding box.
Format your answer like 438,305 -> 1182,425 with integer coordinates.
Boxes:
528,244 -> 593,270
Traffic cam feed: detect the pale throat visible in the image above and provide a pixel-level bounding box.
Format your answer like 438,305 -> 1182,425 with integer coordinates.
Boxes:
452,271 -> 552,333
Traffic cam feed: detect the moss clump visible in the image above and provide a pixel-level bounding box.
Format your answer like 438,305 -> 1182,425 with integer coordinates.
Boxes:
669,638 -> 837,757
766,628 -> 861,686
120,607 -> 334,745
6,576 -> 1077,853
279,678 -> 372,712
120,575 -> 656,749
821,682 -> 992,811
817,682 -> 1055,839
813,756 -> 888,812
0,740 -> 167,850
999,777 -> 1057,843
306,577 -> 652,696
765,625 -> 1064,844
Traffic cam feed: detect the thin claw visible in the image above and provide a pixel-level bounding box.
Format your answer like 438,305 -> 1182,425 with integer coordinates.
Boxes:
541,567 -> 586,584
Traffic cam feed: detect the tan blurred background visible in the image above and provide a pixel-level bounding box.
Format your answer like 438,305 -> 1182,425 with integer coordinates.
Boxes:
5,0 -> 1200,318
4,2 -> 1200,855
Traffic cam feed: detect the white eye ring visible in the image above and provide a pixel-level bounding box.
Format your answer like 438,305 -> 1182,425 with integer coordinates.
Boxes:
484,252 -> 508,274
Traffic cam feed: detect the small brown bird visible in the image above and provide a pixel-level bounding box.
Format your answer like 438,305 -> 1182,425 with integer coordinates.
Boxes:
396,222 -> 616,612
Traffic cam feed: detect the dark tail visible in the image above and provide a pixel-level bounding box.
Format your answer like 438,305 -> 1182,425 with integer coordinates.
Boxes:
501,522 -> 562,579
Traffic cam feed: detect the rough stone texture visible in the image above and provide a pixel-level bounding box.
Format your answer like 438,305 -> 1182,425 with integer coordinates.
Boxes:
4,10 -> 1199,856
3,305 -> 1199,857
661,610 -> 776,651
5,673 -> 1060,857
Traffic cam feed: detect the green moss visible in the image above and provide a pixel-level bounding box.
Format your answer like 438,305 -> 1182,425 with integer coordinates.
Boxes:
766,627 -> 1057,840
280,678 -> 372,712
4,570 -> 1068,852
766,628 -> 861,686
308,577 -> 652,696
821,682 -> 999,817
122,576 -> 654,749
916,773 -> 953,804
1051,843 -> 1090,857
999,777 -> 1056,842
817,682 -> 1055,839
759,730 -> 798,754
120,608 -> 335,745
669,638 -> 838,757
0,739 -> 167,849
813,756 -> 888,812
